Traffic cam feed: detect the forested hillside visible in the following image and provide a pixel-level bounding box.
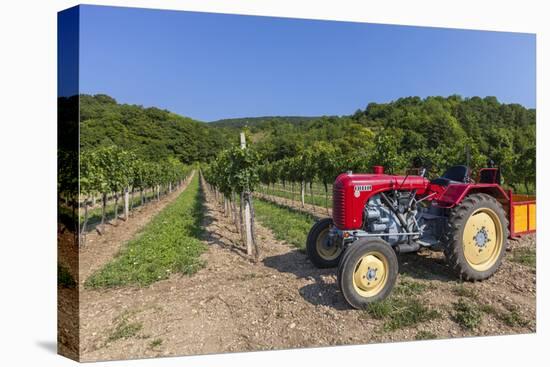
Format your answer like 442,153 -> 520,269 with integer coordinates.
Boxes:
78,94 -> 535,192
228,96 -> 535,192
80,94 -> 230,163
210,116 -> 319,130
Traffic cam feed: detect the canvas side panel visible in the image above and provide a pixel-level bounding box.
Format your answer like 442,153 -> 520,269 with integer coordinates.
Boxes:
57,5 -> 80,362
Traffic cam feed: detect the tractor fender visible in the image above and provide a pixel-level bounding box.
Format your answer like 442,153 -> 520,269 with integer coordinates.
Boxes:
434,183 -> 509,209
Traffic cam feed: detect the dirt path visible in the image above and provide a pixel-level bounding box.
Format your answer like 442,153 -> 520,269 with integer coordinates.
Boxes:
77,177 -> 535,362
79,171 -> 195,284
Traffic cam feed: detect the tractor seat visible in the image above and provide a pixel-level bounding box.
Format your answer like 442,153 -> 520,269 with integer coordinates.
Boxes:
431,165 -> 469,186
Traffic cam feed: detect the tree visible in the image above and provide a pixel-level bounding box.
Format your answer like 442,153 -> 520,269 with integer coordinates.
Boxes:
370,130 -> 407,173
312,142 -> 341,211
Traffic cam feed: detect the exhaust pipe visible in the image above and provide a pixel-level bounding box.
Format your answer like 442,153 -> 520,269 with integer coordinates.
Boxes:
373,166 -> 384,174
395,242 -> 420,253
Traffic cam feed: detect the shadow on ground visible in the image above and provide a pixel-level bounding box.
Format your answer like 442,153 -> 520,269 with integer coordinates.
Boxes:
263,247 -> 457,310
263,250 -> 349,310
398,250 -> 456,281
36,340 -> 57,354
200,182 -> 249,260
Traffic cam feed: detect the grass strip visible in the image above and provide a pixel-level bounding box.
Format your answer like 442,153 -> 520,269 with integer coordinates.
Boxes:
253,198 -> 318,250
260,186 -> 332,208
509,247 -> 536,268
85,174 -> 205,288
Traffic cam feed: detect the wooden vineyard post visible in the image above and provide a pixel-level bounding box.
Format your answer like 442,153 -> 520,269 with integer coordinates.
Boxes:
80,199 -> 89,246
325,183 -> 330,216
114,193 -> 119,221
124,186 -> 130,221
100,192 -> 107,234
310,183 -> 315,213
244,198 -> 254,256
240,192 -> 246,245
240,132 -> 259,261
300,181 -> 305,207
231,191 -> 239,233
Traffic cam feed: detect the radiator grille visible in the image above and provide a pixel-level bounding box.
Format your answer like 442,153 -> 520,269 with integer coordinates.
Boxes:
332,182 -> 346,228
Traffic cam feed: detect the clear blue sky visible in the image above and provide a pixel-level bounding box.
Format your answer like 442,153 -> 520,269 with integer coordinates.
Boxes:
76,5 -> 536,121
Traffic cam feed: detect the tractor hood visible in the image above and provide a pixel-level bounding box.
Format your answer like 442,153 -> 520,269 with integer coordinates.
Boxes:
332,172 -> 430,230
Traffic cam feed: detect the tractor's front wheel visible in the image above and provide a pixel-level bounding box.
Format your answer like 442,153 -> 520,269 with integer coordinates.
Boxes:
443,193 -> 508,281
337,238 -> 398,309
306,218 -> 342,268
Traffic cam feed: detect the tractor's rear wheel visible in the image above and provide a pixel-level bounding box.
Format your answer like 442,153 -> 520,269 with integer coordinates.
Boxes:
443,193 -> 508,281
306,218 -> 342,268
337,238 -> 398,309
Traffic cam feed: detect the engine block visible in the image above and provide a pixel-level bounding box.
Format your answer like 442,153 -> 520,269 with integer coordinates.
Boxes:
364,194 -> 417,245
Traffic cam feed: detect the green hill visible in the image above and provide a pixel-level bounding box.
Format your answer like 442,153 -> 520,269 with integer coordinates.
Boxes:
225,95 -> 535,191
78,93 -> 535,191
80,94 -> 231,163
209,116 -> 321,130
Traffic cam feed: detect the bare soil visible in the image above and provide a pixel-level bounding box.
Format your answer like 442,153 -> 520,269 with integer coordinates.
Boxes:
75,177 -> 536,362
57,225 -> 79,360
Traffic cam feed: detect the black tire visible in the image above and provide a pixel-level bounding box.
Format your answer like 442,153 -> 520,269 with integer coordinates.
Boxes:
306,218 -> 342,268
337,238 -> 398,309
337,241 -> 355,281
442,193 -> 509,281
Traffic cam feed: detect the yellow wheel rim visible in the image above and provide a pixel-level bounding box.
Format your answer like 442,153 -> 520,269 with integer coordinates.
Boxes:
352,251 -> 389,298
462,207 -> 503,271
316,227 -> 341,260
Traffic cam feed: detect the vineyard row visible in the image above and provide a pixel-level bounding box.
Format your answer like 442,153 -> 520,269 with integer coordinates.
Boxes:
58,145 -> 194,242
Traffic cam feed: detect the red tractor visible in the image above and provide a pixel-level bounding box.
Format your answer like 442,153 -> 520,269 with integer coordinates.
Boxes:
306,165 -> 535,309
